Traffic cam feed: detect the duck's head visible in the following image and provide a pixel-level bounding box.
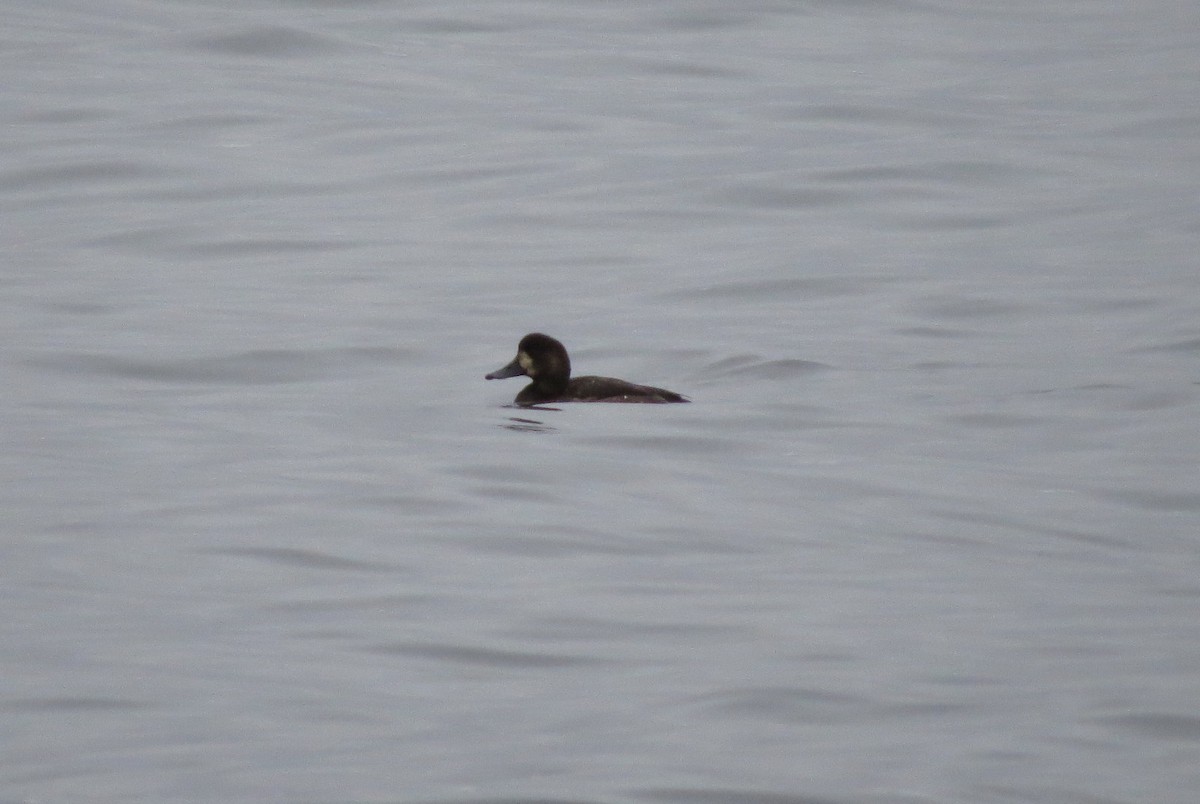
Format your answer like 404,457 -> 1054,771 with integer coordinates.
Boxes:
485,333 -> 571,387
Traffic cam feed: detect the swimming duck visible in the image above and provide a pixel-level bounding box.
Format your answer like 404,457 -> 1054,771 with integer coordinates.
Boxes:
486,333 -> 690,407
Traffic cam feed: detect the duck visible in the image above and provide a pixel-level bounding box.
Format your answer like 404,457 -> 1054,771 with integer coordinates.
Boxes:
486,333 -> 690,407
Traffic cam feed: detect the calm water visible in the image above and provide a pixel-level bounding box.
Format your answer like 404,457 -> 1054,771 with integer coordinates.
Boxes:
4,1 -> 1199,801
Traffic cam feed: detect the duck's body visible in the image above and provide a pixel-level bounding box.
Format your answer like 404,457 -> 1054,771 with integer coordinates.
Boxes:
486,333 -> 689,407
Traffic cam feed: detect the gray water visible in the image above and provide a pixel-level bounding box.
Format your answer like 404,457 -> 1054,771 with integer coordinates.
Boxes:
4,1 -> 1199,802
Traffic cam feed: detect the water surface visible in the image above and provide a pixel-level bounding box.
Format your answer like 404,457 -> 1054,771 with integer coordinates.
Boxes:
3,1 -> 1199,801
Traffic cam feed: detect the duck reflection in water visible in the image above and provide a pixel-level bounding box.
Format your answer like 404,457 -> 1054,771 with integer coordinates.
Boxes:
496,416 -> 552,433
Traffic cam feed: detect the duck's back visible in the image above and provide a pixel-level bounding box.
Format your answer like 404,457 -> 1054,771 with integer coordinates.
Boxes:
565,375 -> 689,403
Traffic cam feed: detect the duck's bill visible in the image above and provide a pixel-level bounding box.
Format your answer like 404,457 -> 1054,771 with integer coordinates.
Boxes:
485,357 -> 526,380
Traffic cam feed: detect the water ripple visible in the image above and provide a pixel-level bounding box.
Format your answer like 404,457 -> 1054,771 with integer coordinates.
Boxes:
27,346 -> 412,385
187,25 -> 346,58
688,686 -> 867,725
1,161 -> 160,192
209,547 -> 395,572
1097,712 -> 1200,741
639,789 -> 851,804
1136,336 -> 1200,354
661,276 -> 887,302
367,641 -> 607,669
701,355 -> 830,380
4,696 -> 150,713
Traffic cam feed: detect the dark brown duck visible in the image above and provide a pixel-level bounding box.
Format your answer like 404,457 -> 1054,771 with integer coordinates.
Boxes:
486,333 -> 690,407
